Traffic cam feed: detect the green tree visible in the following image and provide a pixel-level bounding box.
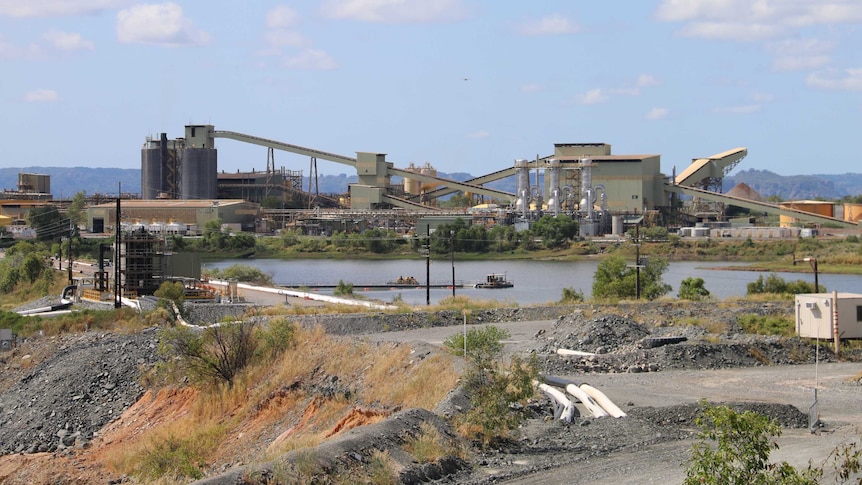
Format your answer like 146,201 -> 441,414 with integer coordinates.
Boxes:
67,191 -> 87,229
154,281 -> 186,306
530,215 -> 578,249
684,403 -> 820,485
592,254 -> 671,301
444,325 -> 537,445
28,205 -> 65,240
679,277 -> 711,301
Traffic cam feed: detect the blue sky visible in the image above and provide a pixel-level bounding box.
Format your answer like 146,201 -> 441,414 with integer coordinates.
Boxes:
2,0 -> 861,180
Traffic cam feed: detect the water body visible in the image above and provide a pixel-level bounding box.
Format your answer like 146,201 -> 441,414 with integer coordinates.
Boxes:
203,259 -> 862,306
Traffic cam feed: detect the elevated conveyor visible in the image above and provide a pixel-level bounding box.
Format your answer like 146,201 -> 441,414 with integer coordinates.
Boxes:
388,167 -> 515,201
382,194 -> 442,211
213,130 -> 357,167
419,166 -> 520,201
675,147 -> 748,186
665,183 -> 859,228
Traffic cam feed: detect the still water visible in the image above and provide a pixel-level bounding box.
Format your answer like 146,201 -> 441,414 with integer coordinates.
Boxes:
203,259 -> 862,306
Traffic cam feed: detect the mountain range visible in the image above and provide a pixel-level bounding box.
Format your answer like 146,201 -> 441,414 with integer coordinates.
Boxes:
1,166 -> 860,202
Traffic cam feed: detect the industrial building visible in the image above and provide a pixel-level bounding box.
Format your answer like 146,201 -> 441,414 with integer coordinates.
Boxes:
796,292 -> 862,340
142,125 -> 857,232
86,199 -> 258,235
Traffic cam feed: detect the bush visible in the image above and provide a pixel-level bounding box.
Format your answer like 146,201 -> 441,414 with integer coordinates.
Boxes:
159,320 -> 258,388
334,279 -> 354,296
592,254 -> 672,301
747,274 -> 821,296
679,277 -> 710,301
560,287 -> 585,303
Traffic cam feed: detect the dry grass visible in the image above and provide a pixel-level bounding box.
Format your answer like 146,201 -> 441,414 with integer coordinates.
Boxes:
104,323 -> 459,481
403,422 -> 463,463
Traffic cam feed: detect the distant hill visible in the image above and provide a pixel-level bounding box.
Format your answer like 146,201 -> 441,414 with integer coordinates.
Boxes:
2,166 -> 859,202
723,169 -> 862,200
0,167 -> 140,199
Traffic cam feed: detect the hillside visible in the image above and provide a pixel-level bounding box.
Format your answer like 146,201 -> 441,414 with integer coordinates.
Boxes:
2,166 -> 862,201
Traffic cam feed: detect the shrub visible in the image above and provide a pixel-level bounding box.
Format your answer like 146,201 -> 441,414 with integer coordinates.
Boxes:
560,287 -> 585,303
678,277 -> 710,301
334,279 -> 354,296
159,320 -> 258,388
684,403 -> 819,485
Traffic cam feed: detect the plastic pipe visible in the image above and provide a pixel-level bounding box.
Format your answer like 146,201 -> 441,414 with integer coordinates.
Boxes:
565,384 -> 608,418
580,384 -> 626,418
536,383 -> 576,422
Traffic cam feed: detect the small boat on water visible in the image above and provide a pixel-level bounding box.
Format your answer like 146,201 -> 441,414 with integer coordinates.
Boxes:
474,273 -> 514,289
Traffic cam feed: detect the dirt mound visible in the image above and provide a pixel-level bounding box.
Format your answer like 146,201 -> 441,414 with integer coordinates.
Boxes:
543,312 -> 651,353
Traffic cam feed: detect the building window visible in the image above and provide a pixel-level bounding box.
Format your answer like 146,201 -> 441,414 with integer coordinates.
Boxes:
857,305 -> 862,322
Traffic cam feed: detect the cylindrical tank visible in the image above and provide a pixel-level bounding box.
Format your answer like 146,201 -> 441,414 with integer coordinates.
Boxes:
403,163 -> 420,195
515,159 -> 530,211
779,201 -> 834,227
844,204 -> 862,222
547,159 -> 561,212
418,162 -> 439,192
180,148 -> 218,200
612,216 -> 624,236
580,157 -> 593,202
141,146 -> 164,200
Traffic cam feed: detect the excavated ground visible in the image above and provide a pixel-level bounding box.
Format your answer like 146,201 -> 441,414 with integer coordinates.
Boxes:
1,299 -> 860,484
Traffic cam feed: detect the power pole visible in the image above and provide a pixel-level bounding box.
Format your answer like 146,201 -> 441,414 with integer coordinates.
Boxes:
67,219 -> 73,284
635,223 -> 641,300
425,224 -> 431,306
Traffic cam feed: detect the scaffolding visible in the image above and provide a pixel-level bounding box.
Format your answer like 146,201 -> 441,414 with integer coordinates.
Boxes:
121,228 -> 167,297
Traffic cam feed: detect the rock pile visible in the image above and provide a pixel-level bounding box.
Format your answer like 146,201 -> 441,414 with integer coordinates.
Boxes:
0,329 -> 161,454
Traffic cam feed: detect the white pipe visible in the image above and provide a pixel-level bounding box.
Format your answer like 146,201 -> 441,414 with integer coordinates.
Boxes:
565,384 -> 608,418
208,279 -> 397,310
556,348 -> 596,357
537,383 -> 576,422
580,384 -> 626,418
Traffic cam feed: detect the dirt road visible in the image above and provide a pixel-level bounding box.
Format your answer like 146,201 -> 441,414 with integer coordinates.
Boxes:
365,320 -> 862,484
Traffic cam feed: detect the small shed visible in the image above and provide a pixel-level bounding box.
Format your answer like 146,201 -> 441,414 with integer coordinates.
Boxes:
795,292 -> 862,339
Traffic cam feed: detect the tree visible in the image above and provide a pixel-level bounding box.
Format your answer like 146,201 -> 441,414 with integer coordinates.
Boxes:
28,205 -> 65,241
67,191 -> 87,229
159,320 -> 258,388
684,403 -> 821,485
592,254 -> 672,301
444,326 -> 537,445
679,277 -> 710,301
530,215 -> 578,249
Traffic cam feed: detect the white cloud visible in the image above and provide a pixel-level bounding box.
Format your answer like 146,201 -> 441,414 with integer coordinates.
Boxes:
645,107 -> 669,120
267,5 -> 299,29
320,0 -> 468,24
806,68 -> 862,91
264,30 -> 308,49
117,3 -> 210,47
675,21 -> 781,41
520,84 -> 543,93
656,0 -> 862,26
713,104 -> 761,114
515,13 -> 579,36
772,55 -> 830,71
750,92 -> 774,103
42,30 -> 95,51
467,130 -> 489,139
24,89 -> 60,102
282,49 -> 337,70
0,0 -> 124,17
576,88 -> 608,105
636,74 -> 659,87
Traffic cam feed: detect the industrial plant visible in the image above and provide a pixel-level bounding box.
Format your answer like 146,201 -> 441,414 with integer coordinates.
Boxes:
2,123 -> 860,303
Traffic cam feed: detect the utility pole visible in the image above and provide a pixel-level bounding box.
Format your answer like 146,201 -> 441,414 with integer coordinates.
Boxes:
67,219 -> 73,284
450,230 -> 456,297
425,224 -> 431,306
635,223 -> 641,300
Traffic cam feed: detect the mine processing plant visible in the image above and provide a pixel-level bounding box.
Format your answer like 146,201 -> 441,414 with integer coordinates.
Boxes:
140,125 -> 858,232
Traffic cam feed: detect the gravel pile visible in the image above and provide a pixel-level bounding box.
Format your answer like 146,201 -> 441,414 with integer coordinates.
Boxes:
535,309 -> 839,375
0,329 -> 161,454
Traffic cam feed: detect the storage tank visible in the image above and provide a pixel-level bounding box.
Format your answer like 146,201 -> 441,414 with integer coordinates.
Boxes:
844,204 -> 862,222
418,162 -> 439,192
547,158 -> 561,212
515,159 -> 530,212
779,201 -> 834,227
403,163 -> 420,195
180,147 -> 218,200
141,143 -> 164,200
612,215 -> 624,236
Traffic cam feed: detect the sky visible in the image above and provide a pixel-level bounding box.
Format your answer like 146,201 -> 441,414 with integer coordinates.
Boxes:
2,0 -> 861,181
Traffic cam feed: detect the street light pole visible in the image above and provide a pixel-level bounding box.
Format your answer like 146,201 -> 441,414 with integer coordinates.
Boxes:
794,256 -> 819,293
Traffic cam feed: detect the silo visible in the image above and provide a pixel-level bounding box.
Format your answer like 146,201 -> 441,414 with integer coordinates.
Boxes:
180,148 -> 218,200
141,141 -> 163,200
612,215 -> 624,235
